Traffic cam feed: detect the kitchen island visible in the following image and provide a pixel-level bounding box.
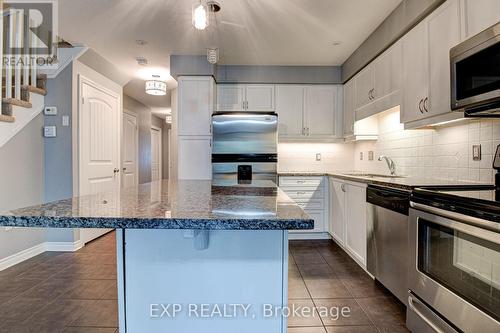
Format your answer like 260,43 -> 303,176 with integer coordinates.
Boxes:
0,180 -> 313,333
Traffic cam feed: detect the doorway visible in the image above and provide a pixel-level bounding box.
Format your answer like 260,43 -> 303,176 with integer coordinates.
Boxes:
122,111 -> 138,187
151,126 -> 162,181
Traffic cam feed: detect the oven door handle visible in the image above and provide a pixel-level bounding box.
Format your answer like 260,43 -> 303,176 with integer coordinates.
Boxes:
411,202 -> 500,239
408,295 -> 446,333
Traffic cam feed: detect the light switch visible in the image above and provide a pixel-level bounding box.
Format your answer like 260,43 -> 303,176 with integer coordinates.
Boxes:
368,151 -> 374,161
44,106 -> 57,116
316,153 -> 321,161
44,126 -> 57,138
472,145 -> 481,161
62,115 -> 69,127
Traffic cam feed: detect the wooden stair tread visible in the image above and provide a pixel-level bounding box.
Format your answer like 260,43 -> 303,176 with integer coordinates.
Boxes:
2,98 -> 32,108
0,114 -> 15,122
22,85 -> 47,96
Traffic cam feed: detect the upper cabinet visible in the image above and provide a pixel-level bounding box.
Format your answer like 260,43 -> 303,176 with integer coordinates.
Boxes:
276,85 -> 342,141
353,41 -> 402,120
463,0 -> 500,38
401,0 -> 462,127
178,76 -> 214,136
216,84 -> 275,112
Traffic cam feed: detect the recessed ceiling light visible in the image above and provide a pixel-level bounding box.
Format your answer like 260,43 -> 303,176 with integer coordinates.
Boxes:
331,41 -> 342,46
136,39 -> 148,46
135,57 -> 148,66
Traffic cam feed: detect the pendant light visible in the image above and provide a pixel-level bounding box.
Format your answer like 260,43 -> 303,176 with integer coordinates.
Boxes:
145,75 -> 167,96
192,1 -> 209,30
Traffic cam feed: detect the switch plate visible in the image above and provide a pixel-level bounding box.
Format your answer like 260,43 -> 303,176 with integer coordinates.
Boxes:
62,115 -> 69,127
44,106 -> 57,116
44,126 -> 57,138
360,152 -> 364,160
368,151 -> 374,161
315,153 -> 321,161
472,145 -> 481,161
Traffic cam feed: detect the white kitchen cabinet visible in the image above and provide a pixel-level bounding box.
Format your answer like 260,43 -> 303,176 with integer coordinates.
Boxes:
305,85 -> 339,137
178,77 -> 214,136
401,0 -> 463,126
178,136 -> 212,180
216,84 -> 245,111
427,0 -> 462,118
344,183 -> 367,266
276,85 -> 305,137
328,178 -> 367,268
329,179 -> 345,245
279,176 -> 329,238
216,84 -> 275,112
463,0 -> 500,38
276,85 -> 342,141
343,79 -> 355,138
351,41 -> 402,121
401,21 -> 430,124
246,85 -> 275,111
355,66 -> 374,109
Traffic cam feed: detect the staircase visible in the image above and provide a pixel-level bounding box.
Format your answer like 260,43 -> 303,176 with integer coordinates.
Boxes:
0,8 -> 48,147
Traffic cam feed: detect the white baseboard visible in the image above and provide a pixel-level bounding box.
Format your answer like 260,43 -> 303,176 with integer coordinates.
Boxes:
288,232 -> 331,240
0,240 -> 84,271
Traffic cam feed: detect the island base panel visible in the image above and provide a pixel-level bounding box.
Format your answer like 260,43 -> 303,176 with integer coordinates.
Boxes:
117,229 -> 289,333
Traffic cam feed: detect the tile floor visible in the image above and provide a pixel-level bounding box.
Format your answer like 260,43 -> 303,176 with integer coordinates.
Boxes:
0,232 -> 408,333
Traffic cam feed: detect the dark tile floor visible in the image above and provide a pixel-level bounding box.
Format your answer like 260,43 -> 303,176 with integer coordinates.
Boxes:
288,240 -> 409,333
0,232 -> 408,333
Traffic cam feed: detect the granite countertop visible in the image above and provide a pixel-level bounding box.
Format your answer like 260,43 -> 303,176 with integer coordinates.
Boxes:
0,180 -> 313,230
278,171 -> 489,190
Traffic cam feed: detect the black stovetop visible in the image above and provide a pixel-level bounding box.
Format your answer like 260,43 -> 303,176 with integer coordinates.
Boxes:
411,185 -> 500,222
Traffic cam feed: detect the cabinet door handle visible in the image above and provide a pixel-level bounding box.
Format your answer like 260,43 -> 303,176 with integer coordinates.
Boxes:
423,97 -> 429,112
297,180 -> 306,184
307,127 -> 310,136
418,99 -> 424,114
368,90 -> 372,100
341,184 -> 346,192
371,88 -> 375,100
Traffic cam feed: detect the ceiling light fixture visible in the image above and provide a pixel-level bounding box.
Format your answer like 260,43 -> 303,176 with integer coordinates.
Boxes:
207,48 -> 219,64
192,1 -> 209,30
145,75 -> 167,96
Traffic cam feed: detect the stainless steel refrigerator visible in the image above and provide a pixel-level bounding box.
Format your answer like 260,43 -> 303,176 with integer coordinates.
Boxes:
212,112 -> 278,184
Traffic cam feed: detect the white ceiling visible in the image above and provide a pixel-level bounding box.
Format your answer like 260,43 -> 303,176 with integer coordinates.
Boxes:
59,0 -> 402,107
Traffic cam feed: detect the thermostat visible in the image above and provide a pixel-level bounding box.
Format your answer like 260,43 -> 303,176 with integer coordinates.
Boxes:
44,106 -> 57,116
44,126 -> 57,138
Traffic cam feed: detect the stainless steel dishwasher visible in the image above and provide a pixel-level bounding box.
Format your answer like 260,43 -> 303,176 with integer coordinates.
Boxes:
366,185 -> 410,304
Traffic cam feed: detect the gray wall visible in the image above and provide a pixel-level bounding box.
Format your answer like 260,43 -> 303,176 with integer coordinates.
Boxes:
170,55 -> 217,78
124,95 -> 152,184
0,114 -> 46,259
342,0 -> 445,81
44,65 -> 73,202
216,65 -> 342,84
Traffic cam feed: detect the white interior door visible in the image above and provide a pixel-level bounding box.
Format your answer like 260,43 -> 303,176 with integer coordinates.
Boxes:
122,111 -> 138,187
79,77 -> 120,244
151,127 -> 162,182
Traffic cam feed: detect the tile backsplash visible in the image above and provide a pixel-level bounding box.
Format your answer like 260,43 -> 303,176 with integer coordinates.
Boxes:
278,142 -> 354,173
354,107 -> 500,183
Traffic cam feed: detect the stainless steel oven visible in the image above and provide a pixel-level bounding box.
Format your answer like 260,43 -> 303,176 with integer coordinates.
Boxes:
408,203 -> 500,333
451,21 -> 500,117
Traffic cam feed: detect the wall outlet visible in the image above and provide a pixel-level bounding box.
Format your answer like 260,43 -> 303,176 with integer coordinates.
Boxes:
472,145 -> 481,161
368,151 -> 374,161
44,106 -> 57,116
360,152 -> 364,160
315,153 -> 321,161
43,126 -> 57,138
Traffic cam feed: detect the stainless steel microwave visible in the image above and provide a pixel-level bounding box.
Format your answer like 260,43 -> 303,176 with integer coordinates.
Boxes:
451,21 -> 500,117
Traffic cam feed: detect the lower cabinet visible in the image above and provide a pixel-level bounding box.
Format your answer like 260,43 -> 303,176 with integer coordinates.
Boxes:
329,178 -> 367,267
279,176 -> 329,237
178,136 -> 212,180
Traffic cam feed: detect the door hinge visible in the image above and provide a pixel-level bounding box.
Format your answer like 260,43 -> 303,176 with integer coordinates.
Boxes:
81,97 -> 85,104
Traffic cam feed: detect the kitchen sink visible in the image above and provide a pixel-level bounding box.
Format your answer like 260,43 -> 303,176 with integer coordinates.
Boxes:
343,173 -> 407,179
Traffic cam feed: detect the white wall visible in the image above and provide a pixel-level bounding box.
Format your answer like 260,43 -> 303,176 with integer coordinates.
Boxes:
354,107 -> 500,183
278,142 -> 355,173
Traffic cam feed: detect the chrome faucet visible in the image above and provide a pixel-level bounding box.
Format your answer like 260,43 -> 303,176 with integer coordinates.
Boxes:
378,155 -> 396,176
